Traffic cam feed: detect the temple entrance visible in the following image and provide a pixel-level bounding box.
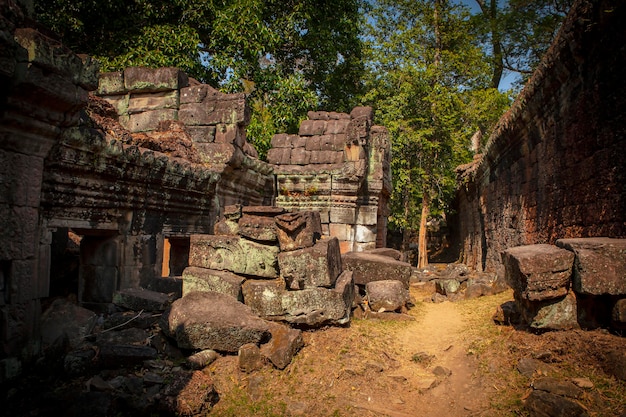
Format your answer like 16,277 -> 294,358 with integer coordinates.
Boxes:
161,236 -> 190,277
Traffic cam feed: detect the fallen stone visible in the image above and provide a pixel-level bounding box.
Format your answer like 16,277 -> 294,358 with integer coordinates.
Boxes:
342,252 -> 412,289
517,357 -> 554,379
518,291 -> 579,331
242,206 -> 286,216
213,217 -> 239,236
363,247 -> 402,260
278,237 -> 342,289
161,291 -> 271,352
556,238 -> 626,296
502,244 -> 574,301
112,288 -> 173,312
186,349 -> 219,370
64,349 -> 97,376
431,293 -> 447,303
275,211 -> 322,251
570,378 -> 594,389
161,370 -> 219,416
612,299 -> 626,330
436,279 -> 461,296
241,278 -> 286,317
261,323 -> 304,370
606,349 -> 626,381
493,301 -> 522,325
97,344 -> 158,369
41,298 -> 97,350
532,377 -> 583,399
438,263 -> 470,281
238,343 -> 265,372
238,214 -> 278,242
188,235 -> 279,278
525,390 -> 589,417
182,266 -> 245,300
96,327 -> 151,346
366,280 -> 409,312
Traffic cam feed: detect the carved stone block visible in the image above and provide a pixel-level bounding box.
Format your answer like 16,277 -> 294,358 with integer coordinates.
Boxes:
275,211 -> 322,251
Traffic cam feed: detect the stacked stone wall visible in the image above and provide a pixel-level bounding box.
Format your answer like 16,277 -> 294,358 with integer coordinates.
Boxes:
269,107 -> 392,253
454,0 -> 626,277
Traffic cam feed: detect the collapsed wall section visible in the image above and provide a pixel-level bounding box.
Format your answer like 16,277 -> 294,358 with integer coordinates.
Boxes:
454,0 -> 626,277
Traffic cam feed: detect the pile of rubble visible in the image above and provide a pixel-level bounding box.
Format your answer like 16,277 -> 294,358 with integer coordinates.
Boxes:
497,237 -> 626,331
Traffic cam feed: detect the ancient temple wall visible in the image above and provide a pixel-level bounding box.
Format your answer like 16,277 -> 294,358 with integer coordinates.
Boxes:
453,0 -> 626,277
268,107 -> 392,253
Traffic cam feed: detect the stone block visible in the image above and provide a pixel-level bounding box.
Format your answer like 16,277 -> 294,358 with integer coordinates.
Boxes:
241,278 -> 286,317
307,111 -> 329,120
242,206 -> 286,216
124,67 -> 188,93
350,106 -> 374,120
128,90 -> 179,114
161,291 -> 270,352
291,136 -> 307,148
328,112 -> 351,120
214,218 -> 239,236
353,242 -> 377,252
188,235 -> 279,278
275,211 -> 322,251
329,223 -> 353,241
342,252 -> 412,288
612,298 -> 626,329
310,150 -> 336,164
267,148 -> 291,165
180,84 -> 219,104
347,117 -> 370,143
299,119 -> 326,136
330,206 -> 356,224
525,391 -> 589,417
238,214 -> 278,242
112,288 -> 173,311
502,244 -> 574,301
41,298 -> 97,350
100,94 -> 129,116
97,71 -> 125,95
280,286 -> 351,326
356,206 -> 379,225
366,280 -> 409,312
186,125 -> 216,143
364,248 -> 402,260
261,323 -> 304,369
333,151 -> 345,164
195,143 -> 241,166
517,291 -> 579,330
305,136 -> 321,151
339,241 -> 354,254
278,238 -> 342,289
127,109 -> 178,132
556,238 -> 626,295
324,120 -> 350,135
270,133 -> 292,148
355,224 -> 376,243
215,124 -> 244,147
238,343 -> 265,372
290,147 -> 310,165
182,266 -> 245,300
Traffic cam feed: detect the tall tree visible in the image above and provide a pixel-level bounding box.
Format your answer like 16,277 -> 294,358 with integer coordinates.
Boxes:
363,0 -> 509,265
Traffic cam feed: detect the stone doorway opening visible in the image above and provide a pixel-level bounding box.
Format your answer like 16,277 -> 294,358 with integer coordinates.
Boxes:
161,236 -> 190,278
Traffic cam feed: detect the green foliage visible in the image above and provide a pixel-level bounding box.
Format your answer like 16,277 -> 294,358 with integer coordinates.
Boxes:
363,0 -> 510,233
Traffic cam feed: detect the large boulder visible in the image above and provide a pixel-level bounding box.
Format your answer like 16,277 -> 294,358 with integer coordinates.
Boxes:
342,252 -> 412,289
556,238 -> 626,295
365,280 -> 409,312
278,237 -> 342,289
502,244 -> 574,301
188,235 -> 279,278
161,291 -> 271,352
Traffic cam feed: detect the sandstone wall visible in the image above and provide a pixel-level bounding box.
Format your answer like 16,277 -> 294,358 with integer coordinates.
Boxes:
453,0 -> 626,277
268,107 -> 392,253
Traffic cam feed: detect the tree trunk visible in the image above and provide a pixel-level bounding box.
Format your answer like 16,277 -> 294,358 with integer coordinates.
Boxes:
417,189 -> 430,268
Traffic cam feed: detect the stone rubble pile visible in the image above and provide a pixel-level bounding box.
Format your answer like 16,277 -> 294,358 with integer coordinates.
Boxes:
500,237 -> 626,331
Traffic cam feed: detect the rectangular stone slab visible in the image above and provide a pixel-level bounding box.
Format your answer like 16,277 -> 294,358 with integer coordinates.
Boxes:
278,237 -> 342,289
275,211 -> 322,251
182,266 -> 245,300
342,252 -> 412,289
501,244 -> 574,301
238,214 -> 278,242
189,235 -> 279,278
556,238 -> 626,295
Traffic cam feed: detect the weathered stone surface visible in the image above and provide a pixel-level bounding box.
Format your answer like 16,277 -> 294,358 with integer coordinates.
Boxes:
242,206 -> 286,216
124,67 -> 189,93
97,71 -> 125,95
606,349 -> 626,381
365,280 -> 409,312
363,247 -> 402,260
531,377 -> 582,399
213,218 -> 239,236
238,343 -> 265,372
261,323 -> 304,370
517,291 -> 579,331
188,235 -> 279,278
161,370 -> 219,416
342,252 -> 412,289
493,300 -> 522,325
41,298 -> 97,350
103,311 -> 160,331
187,349 -> 219,370
161,291 -> 271,352
182,266 -> 245,300
278,238 -> 342,289
241,279 -> 286,317
612,298 -> 626,329
502,244 -> 574,301
275,211 -> 322,251
96,328 -> 158,368
128,91 -> 179,114
238,214 -> 278,242
525,390 -> 589,417
436,279 -> 461,296
517,357 -> 554,379
112,288 -> 173,312
556,238 -> 626,296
